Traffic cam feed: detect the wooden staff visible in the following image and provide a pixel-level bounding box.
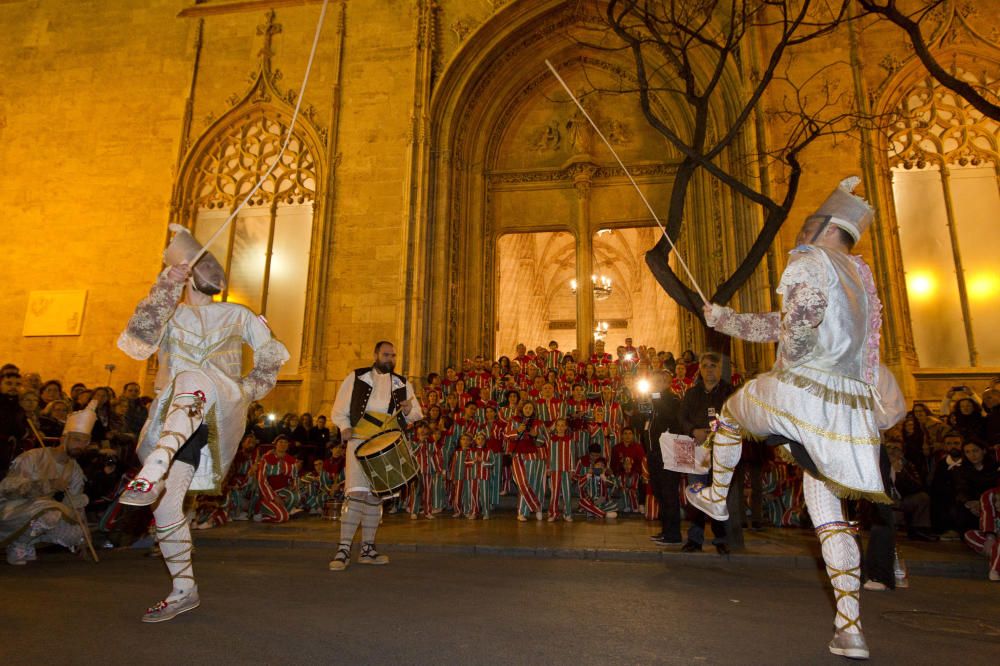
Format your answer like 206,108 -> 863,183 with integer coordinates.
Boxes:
25,419 -> 100,563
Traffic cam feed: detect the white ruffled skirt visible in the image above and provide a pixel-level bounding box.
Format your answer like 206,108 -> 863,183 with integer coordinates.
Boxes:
723,365 -> 889,503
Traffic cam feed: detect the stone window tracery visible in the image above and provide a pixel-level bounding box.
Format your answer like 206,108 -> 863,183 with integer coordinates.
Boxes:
187,110 -> 318,373
888,66 -> 1000,368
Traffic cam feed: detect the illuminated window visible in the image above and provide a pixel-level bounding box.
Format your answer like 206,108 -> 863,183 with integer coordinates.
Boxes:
888,69 -> 1000,368
187,112 -> 318,372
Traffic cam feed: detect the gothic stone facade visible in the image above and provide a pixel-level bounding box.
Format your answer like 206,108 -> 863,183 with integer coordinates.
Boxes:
1,0 -> 998,415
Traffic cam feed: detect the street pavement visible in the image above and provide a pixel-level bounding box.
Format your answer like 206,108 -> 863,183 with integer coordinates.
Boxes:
2,545 -> 997,665
196,513 -> 989,578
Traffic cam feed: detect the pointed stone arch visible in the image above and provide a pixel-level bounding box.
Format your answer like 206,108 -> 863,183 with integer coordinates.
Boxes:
870,5 -> 1000,372
419,0 -> 750,370
170,31 -> 330,397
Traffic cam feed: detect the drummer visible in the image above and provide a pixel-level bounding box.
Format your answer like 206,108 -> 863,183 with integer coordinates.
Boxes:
328,341 -> 422,572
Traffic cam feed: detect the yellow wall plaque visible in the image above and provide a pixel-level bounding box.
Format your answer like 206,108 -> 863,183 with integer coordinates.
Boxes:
23,290 -> 87,337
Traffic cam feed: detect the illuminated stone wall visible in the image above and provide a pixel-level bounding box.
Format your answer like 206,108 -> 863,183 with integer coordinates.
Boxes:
2,0 -> 998,411
0,0 -> 191,389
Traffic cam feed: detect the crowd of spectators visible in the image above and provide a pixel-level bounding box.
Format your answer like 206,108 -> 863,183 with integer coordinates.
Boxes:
2,345 -> 999,579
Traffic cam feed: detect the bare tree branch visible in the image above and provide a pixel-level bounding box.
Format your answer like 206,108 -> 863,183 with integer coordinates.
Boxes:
858,0 -> 1000,122
579,0 -> 871,323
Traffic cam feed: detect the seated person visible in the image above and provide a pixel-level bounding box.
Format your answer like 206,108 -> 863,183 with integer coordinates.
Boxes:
611,427 -> 644,514
302,452 -> 345,516
574,444 -> 619,520
253,435 -> 301,523
962,484 -> 1000,582
0,406 -> 94,565
927,431 -> 964,536
951,438 -> 1000,533
884,440 -> 936,542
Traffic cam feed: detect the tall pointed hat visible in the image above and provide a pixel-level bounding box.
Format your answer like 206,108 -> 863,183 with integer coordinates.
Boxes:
163,224 -> 227,294
806,176 -> 874,242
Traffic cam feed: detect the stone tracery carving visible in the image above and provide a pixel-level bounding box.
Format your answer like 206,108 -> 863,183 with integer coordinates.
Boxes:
888,66 -> 1000,168
190,114 -> 318,209
179,10 -> 325,213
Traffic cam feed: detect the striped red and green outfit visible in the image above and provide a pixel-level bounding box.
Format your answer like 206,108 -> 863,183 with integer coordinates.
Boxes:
254,452 -> 300,523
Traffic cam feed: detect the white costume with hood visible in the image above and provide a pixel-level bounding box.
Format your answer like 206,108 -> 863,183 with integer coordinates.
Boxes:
692,177 -> 904,659
118,269 -> 289,493
708,244 -> 888,501
0,406 -> 94,563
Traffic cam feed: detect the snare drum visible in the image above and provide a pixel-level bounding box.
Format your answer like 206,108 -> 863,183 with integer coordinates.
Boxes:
355,429 -> 418,498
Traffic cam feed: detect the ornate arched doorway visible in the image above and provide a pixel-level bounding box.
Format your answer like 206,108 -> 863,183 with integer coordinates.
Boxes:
420,0 -> 744,371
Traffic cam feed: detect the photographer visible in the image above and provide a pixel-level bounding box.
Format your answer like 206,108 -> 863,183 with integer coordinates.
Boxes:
679,352 -> 733,554
939,384 -> 982,420
642,371 -> 684,545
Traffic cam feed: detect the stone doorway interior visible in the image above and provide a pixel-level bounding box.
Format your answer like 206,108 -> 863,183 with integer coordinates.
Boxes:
495,227 -> 679,360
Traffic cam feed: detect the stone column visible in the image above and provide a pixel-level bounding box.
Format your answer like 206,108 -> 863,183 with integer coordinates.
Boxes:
572,164 -> 596,358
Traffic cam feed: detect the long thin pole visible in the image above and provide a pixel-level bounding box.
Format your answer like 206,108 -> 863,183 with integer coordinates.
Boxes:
27,419 -> 100,563
191,0 -> 331,264
544,60 -> 708,306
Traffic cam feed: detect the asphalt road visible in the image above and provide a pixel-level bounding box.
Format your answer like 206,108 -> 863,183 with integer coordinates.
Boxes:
2,546 -> 997,665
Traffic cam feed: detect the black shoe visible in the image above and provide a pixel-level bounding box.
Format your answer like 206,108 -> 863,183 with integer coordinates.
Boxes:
681,541 -> 702,553
749,521 -> 765,531
652,535 -> 683,546
907,529 -> 940,543
715,543 -> 731,556
648,532 -> 665,541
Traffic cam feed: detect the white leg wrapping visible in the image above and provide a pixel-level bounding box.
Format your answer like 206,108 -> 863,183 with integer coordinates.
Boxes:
338,494 -> 364,549
139,371 -> 210,484
153,460 -> 197,600
706,412 -> 743,503
804,473 -> 862,634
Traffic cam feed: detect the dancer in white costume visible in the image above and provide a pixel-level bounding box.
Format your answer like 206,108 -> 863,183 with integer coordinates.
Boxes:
687,177 -> 902,660
117,225 -> 289,622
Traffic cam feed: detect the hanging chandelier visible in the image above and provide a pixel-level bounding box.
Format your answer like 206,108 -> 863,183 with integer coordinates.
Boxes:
593,320 -> 609,341
569,274 -> 613,301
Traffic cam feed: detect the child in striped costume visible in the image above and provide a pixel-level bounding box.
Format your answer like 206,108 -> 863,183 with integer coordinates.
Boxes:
254,435 -> 300,523
407,422 -> 439,520
429,421 -> 449,513
221,434 -> 260,521
507,402 -> 546,522
499,390 -> 522,423
611,427 -> 645,514
450,433 -> 476,518
481,406 -> 505,511
441,412 -> 469,508
320,453 -> 346,512
598,385 -> 624,433
575,445 -> 619,519
587,405 -> 617,460
471,432 -> 494,519
544,340 -> 563,371
618,456 -> 641,513
194,436 -> 261,528
962,486 -> 1000,581
534,383 -> 564,430
546,417 -> 576,522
